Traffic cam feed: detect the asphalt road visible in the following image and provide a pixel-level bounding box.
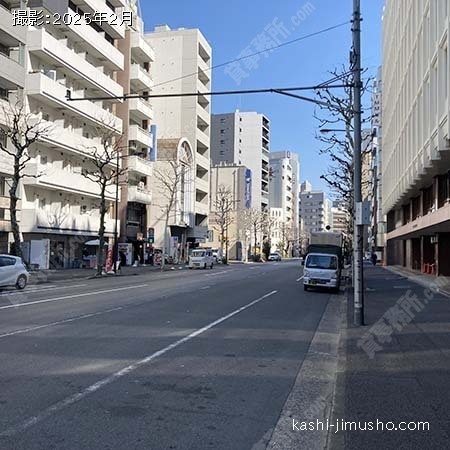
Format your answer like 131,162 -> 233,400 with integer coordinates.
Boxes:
0,260 -> 333,450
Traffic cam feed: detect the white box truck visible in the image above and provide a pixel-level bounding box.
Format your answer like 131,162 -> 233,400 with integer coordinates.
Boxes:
303,232 -> 343,293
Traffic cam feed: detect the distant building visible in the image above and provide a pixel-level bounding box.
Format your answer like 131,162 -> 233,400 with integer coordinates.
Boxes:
332,205 -> 349,234
269,151 -> 300,255
211,111 -> 270,212
209,163 -> 250,261
299,182 -> 332,236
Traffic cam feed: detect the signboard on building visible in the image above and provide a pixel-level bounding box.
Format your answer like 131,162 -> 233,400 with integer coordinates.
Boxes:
245,169 -> 252,208
372,92 -> 382,128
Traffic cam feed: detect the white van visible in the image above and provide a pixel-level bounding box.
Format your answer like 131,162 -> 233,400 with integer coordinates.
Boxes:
303,253 -> 341,292
189,249 -> 214,269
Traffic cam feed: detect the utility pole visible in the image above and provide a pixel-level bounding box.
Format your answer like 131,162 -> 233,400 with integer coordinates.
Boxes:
113,150 -> 120,274
352,0 -> 365,325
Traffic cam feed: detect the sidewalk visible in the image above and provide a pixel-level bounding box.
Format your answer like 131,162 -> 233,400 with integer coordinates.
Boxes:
386,264 -> 450,297
28,264 -> 186,285
329,264 -> 450,449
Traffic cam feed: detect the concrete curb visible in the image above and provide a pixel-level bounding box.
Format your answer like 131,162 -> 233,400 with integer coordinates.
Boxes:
265,292 -> 344,450
326,289 -> 349,450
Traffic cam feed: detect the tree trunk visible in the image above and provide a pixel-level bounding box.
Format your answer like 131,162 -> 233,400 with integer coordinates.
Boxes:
9,164 -> 22,259
161,211 -> 170,271
96,184 -> 107,276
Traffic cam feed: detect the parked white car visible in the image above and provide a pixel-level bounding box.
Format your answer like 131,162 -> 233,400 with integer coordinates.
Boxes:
189,249 -> 214,269
0,255 -> 29,290
268,252 -> 282,261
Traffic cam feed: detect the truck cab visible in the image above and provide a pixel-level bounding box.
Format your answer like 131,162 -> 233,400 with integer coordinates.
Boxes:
303,252 -> 341,292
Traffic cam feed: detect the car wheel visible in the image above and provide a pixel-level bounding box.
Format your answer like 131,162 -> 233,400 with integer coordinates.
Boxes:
204,263 -> 207,269
304,285 -> 308,291
16,274 -> 27,290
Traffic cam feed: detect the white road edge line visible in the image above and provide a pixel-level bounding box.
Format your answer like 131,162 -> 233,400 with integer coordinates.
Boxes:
0,285 -> 148,311
0,290 -> 278,437
0,307 -> 124,339
296,276 -> 304,282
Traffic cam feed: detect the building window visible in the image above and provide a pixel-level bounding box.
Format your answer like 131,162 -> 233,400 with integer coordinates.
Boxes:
220,140 -> 225,145
0,176 -> 6,197
0,129 -> 6,148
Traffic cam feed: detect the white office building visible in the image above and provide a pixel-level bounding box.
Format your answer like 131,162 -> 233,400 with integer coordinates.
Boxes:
145,25 -> 212,246
383,1 -> 450,276
211,111 -> 270,212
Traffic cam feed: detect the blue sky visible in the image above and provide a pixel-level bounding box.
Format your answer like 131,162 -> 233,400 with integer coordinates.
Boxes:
140,0 -> 384,194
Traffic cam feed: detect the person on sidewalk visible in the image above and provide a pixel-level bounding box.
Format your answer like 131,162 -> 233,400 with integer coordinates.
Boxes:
371,251 -> 378,266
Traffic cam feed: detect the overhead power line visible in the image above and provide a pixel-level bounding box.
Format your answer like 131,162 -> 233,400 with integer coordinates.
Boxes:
66,83 -> 352,104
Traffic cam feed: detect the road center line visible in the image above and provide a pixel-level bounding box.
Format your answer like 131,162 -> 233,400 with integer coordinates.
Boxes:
0,307 -> 124,339
0,285 -> 148,311
0,290 -> 278,437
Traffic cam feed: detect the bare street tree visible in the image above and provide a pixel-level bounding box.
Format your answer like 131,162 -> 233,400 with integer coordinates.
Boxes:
314,66 -> 373,239
212,185 -> 234,263
277,222 -> 294,257
241,208 -> 264,261
0,102 -> 52,259
81,122 -> 125,276
153,160 -> 185,270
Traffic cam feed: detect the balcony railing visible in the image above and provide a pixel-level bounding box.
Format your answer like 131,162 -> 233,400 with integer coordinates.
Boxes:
131,31 -> 155,63
27,72 -> 122,133
128,185 -> 152,204
23,163 -> 116,200
127,156 -> 153,177
28,29 -> 123,98
21,209 -> 117,235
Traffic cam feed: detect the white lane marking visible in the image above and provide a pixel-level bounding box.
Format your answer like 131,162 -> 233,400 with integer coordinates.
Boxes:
296,276 -> 304,282
0,284 -> 87,297
0,307 -> 123,339
200,286 -> 211,290
204,270 -> 234,277
0,285 -> 148,311
0,290 -> 278,437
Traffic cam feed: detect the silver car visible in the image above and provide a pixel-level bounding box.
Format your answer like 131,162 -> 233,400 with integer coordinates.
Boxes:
0,255 -> 29,290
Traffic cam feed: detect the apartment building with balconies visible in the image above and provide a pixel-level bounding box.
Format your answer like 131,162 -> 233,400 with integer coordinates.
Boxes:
116,10 -> 154,263
269,151 -> 300,256
18,0 -> 127,268
383,1 -> 450,276
145,25 -> 212,247
0,0 -> 28,253
211,111 -> 271,213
